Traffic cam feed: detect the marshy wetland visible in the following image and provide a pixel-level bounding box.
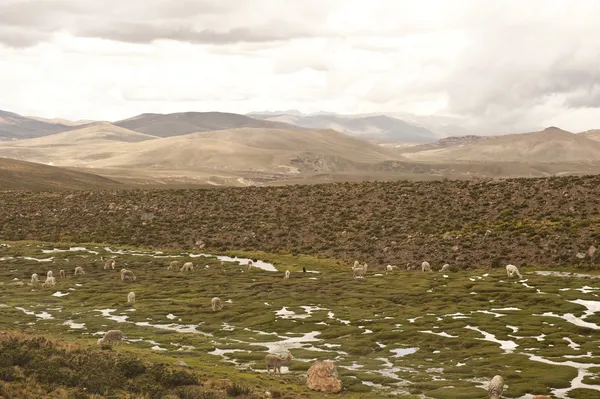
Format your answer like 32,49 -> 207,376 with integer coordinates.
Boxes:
1,242 -> 600,398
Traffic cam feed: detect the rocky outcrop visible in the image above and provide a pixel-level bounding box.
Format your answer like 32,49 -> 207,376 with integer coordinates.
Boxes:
306,361 -> 342,394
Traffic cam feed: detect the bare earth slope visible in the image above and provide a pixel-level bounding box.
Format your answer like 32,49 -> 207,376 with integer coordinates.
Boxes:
0,127 -> 413,185
114,111 -> 298,137
0,157 -> 122,190
7,122 -> 158,147
0,109 -> 72,140
403,127 -> 600,162
581,129 -> 600,142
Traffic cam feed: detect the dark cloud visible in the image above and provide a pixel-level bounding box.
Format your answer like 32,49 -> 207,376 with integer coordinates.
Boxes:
0,0 -> 329,47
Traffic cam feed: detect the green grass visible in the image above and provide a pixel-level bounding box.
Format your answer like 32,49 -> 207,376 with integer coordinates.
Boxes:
1,241 -> 600,398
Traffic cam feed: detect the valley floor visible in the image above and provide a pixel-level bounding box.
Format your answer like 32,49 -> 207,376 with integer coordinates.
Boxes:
1,242 -> 600,398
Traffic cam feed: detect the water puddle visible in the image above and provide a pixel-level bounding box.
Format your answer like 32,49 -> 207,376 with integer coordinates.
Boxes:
465,326 -> 517,353
63,320 -> 86,329
390,347 -> 419,357
15,307 -> 54,320
420,330 -> 457,338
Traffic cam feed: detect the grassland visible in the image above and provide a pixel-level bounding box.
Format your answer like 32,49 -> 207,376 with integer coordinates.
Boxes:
1,175 -> 600,270
1,242 -> 600,398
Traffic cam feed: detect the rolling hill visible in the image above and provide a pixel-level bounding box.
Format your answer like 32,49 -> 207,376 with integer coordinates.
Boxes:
249,112 -> 438,143
400,127 -> 600,163
0,126 -> 417,186
0,109 -> 72,140
7,122 -> 158,147
0,157 -> 122,190
74,127 -> 409,173
114,111 -> 298,137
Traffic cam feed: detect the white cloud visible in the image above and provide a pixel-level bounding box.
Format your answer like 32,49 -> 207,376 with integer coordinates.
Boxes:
0,0 -> 598,133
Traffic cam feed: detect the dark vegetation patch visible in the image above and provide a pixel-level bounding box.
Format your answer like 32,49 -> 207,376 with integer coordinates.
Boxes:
1,175 -> 600,270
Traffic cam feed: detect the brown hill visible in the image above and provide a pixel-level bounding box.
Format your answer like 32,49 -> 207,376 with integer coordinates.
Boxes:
8,122 -> 158,147
402,127 -> 600,163
0,157 -> 122,191
83,127 -> 409,173
0,109 -> 72,140
114,112 -> 299,137
581,129 -> 600,142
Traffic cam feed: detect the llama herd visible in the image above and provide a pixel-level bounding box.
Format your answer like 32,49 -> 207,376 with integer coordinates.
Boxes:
19,252 -> 530,397
352,259 -> 524,281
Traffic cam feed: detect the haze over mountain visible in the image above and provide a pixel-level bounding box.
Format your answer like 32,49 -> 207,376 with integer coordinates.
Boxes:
248,111 -> 438,143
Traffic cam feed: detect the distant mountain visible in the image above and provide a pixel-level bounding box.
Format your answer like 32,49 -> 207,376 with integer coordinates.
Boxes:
0,157 -> 121,191
400,127 -> 600,163
249,112 -> 438,143
0,109 -> 72,140
114,111 -> 298,137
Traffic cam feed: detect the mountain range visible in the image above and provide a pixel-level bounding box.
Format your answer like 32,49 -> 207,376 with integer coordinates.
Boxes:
1,107 -> 599,188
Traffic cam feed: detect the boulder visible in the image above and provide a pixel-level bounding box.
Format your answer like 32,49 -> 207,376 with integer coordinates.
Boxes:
174,360 -> 191,368
306,361 -> 342,394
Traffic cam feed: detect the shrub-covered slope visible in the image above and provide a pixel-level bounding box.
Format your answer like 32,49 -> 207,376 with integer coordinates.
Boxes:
1,175 -> 600,269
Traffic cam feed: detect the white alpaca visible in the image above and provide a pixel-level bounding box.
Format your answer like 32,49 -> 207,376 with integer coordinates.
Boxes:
422,261 -> 432,272
167,260 -> 179,271
59,270 -> 66,278
211,297 -> 223,311
31,273 -> 39,285
74,266 -> 85,276
97,330 -> 124,346
488,375 -> 504,399
352,262 -> 368,278
104,258 -> 116,270
46,271 -> 53,278
439,264 -> 451,273
120,268 -> 136,281
42,276 -> 56,288
284,270 -> 290,279
506,264 -> 523,279
180,262 -> 194,272
127,291 -> 135,305
265,352 -> 292,375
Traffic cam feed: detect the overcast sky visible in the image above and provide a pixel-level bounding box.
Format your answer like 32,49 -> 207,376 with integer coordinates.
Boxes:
1,0 -> 599,133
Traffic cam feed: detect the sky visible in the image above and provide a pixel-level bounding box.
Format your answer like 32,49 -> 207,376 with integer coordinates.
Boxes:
0,0 -> 599,133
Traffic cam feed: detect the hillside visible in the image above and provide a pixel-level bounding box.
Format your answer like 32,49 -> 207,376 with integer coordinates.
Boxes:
1,175 -> 599,269
401,127 -> 600,162
581,129 -> 600,142
84,127 -> 409,173
7,122 -> 158,147
0,127 -> 414,185
0,157 -> 122,190
114,111 -> 298,137
0,109 -> 72,140
250,112 -> 438,143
